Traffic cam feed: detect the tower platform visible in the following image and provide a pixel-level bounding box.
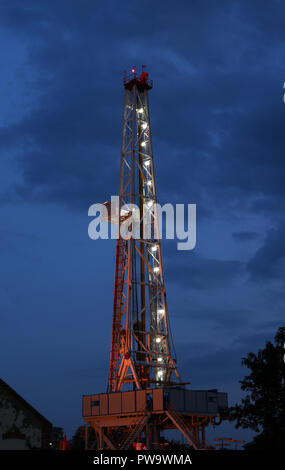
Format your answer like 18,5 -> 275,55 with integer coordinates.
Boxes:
82,388 -> 227,450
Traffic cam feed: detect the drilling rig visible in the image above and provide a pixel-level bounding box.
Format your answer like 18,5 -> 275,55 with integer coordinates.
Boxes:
82,67 -> 228,450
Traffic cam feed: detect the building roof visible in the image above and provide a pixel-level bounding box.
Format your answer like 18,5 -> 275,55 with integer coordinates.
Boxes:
0,378 -> 52,427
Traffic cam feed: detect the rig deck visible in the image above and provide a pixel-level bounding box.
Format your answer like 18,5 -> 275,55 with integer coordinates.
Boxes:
82,388 -> 228,450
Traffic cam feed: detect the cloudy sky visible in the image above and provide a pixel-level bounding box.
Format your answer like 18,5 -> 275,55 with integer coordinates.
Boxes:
0,0 -> 284,444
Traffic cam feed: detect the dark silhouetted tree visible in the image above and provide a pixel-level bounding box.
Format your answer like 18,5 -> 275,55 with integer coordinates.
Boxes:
70,426 -> 97,450
222,327 -> 285,449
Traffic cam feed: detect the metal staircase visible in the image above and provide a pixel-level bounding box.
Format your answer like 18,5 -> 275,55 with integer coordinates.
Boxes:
119,411 -> 150,450
166,404 -> 201,450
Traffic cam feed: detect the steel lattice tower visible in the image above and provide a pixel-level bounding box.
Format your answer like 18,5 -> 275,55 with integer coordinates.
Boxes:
82,69 -> 228,450
107,68 -> 182,393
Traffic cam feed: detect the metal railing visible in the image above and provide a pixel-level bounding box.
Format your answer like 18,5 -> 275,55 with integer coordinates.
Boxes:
123,72 -> 153,89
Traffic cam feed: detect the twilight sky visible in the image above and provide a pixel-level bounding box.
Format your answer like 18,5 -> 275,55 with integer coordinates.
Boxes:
0,0 -> 284,444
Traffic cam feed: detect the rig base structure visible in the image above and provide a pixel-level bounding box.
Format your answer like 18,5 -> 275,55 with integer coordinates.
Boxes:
83,69 -> 228,451
82,388 -> 227,450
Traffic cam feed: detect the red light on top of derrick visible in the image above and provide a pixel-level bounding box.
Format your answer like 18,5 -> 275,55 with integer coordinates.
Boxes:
131,67 -> 136,74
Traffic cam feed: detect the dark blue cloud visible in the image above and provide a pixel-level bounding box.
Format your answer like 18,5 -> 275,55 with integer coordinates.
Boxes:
0,0 -> 284,215
0,0 -> 284,442
247,222 -> 285,282
232,231 -> 259,242
166,251 -> 243,290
